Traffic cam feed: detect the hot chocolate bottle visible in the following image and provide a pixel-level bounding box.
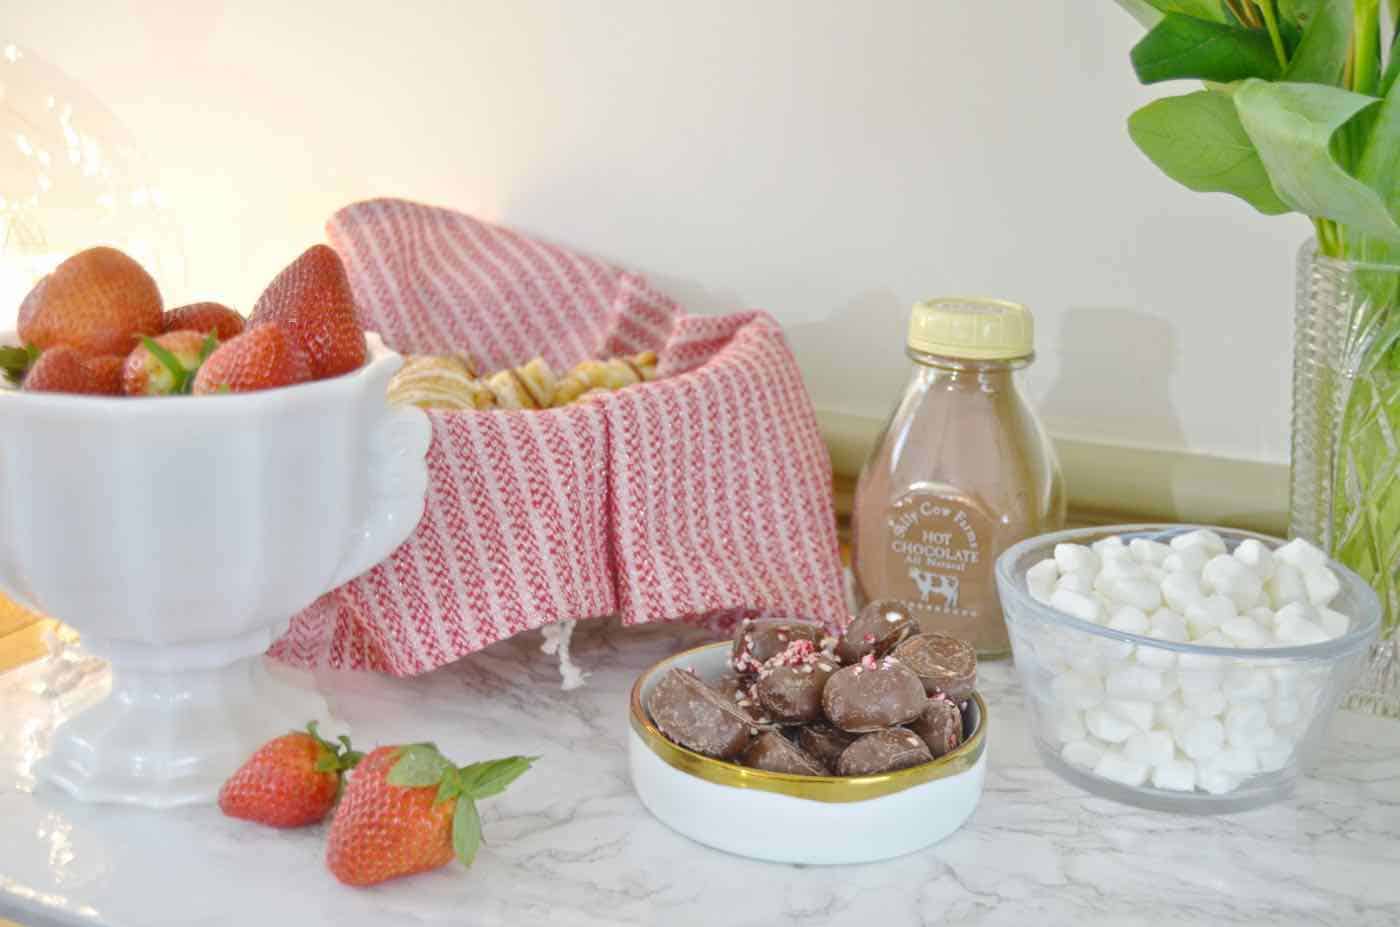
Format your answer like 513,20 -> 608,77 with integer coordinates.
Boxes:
851,298 -> 1065,658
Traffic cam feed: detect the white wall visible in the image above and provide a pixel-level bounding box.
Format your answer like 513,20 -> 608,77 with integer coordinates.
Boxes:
3,1 -> 1305,463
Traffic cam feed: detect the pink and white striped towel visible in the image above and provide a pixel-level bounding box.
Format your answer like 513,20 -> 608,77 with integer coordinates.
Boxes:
269,198 -> 846,676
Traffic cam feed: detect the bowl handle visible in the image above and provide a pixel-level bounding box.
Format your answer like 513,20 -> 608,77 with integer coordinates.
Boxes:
330,402 -> 433,589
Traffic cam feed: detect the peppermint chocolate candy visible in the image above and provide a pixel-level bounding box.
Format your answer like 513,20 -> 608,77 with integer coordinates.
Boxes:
755,656 -> 839,724
908,695 -> 964,757
740,731 -> 828,776
730,619 -> 826,675
821,655 -> 927,733
797,723 -> 858,771
836,728 -> 933,776
647,668 -> 754,759
835,599 -> 918,665
892,633 -> 977,699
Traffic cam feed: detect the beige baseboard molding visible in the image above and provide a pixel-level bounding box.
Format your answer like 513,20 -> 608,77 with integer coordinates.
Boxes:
817,409 -> 1289,537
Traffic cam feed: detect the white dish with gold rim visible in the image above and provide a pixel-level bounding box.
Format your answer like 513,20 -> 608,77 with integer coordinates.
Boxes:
628,641 -> 987,865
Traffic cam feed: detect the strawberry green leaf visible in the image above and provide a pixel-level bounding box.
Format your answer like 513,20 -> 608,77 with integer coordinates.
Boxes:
1131,15 -> 1282,85
460,755 -> 538,800
0,345 -> 39,386
337,735 -> 364,770
452,796 -> 482,869
1235,79 -> 1400,241
141,336 -> 192,394
387,744 -> 454,788
1128,89 -> 1291,214
198,332 -> 219,363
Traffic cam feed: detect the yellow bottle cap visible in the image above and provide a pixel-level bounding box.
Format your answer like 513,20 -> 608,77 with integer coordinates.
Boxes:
907,297 -> 1034,361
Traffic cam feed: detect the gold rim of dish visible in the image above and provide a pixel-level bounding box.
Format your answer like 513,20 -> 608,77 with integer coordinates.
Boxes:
628,641 -> 987,803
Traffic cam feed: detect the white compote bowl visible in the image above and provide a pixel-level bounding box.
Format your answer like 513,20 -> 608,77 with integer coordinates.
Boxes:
0,331 -> 430,807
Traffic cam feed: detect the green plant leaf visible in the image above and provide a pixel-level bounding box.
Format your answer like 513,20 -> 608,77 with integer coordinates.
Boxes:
1128,89 -> 1291,214
459,755 -> 537,800
386,744 -> 453,788
452,796 -> 482,869
1279,0 -> 1322,24
1235,79 -> 1400,240
1380,20 -> 1400,98
1132,15 -> 1282,84
1354,74 -> 1400,263
1114,0 -> 1229,28
1282,0 -> 1351,84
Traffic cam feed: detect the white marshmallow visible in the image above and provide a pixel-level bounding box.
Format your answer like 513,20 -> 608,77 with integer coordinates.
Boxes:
1162,572 -> 1206,612
1275,614 -> 1328,645
1317,607 -> 1350,638
1054,543 -> 1100,575
1107,606 -> 1150,635
1222,666 -> 1272,703
1051,588 -> 1104,625
1163,546 -> 1210,576
1051,671 -> 1104,710
1135,643 -> 1177,670
1141,565 -> 1168,584
1233,539 -> 1276,579
1257,741 -> 1292,772
1123,730 -> 1175,767
1193,630 -> 1235,649
1224,703 -> 1270,747
1129,538 -> 1171,565
1157,697 -> 1190,732
1266,562 -> 1308,608
1303,566 -> 1341,607
1053,708 -> 1087,744
1106,665 -> 1173,702
1176,716 -> 1225,761
1056,571 -> 1096,595
1197,765 -> 1240,795
1246,605 -> 1278,627
1093,749 -> 1149,787
1185,595 -> 1237,639
1211,746 -> 1260,775
1201,555 -> 1264,611
1151,758 -> 1198,792
1149,609 -> 1189,642
1268,696 -> 1301,727
1275,537 -> 1328,573
1092,535 -> 1126,555
1061,738 -> 1108,769
1221,616 -> 1268,647
1180,685 -> 1227,717
1107,577 -> 1164,612
1171,529 -> 1228,556
1085,706 -> 1137,743
1027,558 -> 1059,599
1105,699 -> 1156,732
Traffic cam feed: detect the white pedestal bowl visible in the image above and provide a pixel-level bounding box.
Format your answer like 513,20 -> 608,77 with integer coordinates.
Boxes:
0,332 -> 430,807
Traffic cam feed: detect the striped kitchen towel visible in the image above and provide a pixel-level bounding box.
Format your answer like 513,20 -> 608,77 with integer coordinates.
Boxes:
269,198 -> 846,676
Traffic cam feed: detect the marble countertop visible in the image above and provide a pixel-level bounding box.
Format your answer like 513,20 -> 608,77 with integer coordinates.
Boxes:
2,618 -> 1398,927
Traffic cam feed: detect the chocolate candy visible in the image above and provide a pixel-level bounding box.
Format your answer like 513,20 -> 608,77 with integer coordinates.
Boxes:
835,599 -> 919,664
821,656 -> 927,732
646,668 -> 753,759
712,671 -> 770,724
730,619 -> 826,674
892,633 -> 977,699
740,731 -> 828,776
797,723 -> 858,771
756,656 -> 839,724
836,729 -> 933,776
908,696 -> 964,757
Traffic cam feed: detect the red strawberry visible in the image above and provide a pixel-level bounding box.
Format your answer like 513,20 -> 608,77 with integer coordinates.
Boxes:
123,331 -> 218,396
326,745 -> 535,887
163,302 -> 245,340
17,247 -> 163,356
191,324 -> 312,394
219,722 -> 361,828
250,244 -> 366,380
22,346 -> 103,394
84,354 -> 127,395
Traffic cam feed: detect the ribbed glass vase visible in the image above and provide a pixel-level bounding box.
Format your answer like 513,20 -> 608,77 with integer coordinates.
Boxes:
1291,241 -> 1400,719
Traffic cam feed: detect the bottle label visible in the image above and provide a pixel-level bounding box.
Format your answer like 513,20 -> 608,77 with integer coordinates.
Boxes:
883,491 -> 997,635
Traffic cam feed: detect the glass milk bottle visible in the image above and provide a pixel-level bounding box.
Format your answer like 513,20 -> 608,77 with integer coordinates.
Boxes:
852,297 -> 1065,658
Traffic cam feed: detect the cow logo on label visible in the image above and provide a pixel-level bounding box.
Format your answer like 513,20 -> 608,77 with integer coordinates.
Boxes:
909,568 -> 959,609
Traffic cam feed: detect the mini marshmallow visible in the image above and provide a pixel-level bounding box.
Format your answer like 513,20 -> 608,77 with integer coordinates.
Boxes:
1171,529 -> 1227,556
1176,716 -> 1225,761
1211,746 -> 1260,775
1051,671 -> 1104,710
1093,749 -> 1149,787
1275,615 -> 1328,645
1027,557 -> 1059,588
1185,596 -> 1237,639
1091,635 -> 1135,664
1055,543 -> 1100,575
1256,741 -> 1292,772
1303,566 -> 1341,607
1224,703 -> 1270,747
1129,538 -> 1171,565
1268,696 -> 1301,727
1106,665 -> 1173,701
1141,564 -> 1168,584
1053,708 -> 1087,744
1085,706 -> 1137,743
1092,535 -> 1125,554
1051,588 -> 1105,624
1149,609 -> 1189,642
1266,562 -> 1308,608
1246,605 -> 1278,627
1318,607 -> 1350,638
1222,666 -> 1273,703
1135,643 -> 1177,670
1180,685 -> 1227,717
1061,738 -> 1108,769
1123,729 -> 1175,767
1221,616 -> 1268,647
1151,758 -> 1197,792
1157,697 -> 1189,732
1105,699 -> 1156,732
1201,555 -> 1264,611
1193,630 -> 1235,649
1163,546 -> 1210,576
1233,539 -> 1276,579
1107,577 -> 1164,612
1056,571 -> 1096,595
1107,606 -> 1150,635
1275,537 -> 1327,573
1162,572 -> 1206,612
1197,765 -> 1240,795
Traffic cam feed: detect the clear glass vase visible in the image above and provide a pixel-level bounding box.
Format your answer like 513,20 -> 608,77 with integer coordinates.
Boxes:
1291,240 -> 1400,719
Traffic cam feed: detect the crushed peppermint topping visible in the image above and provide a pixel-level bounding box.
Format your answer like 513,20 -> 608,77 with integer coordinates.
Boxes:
862,633 -> 877,644
885,612 -> 905,623
860,653 -> 878,671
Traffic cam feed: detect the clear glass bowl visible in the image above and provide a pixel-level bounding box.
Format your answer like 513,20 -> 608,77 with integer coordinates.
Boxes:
995,524 -> 1381,813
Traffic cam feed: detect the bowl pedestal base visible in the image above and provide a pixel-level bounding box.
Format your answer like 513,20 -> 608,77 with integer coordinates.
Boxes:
36,635 -> 331,808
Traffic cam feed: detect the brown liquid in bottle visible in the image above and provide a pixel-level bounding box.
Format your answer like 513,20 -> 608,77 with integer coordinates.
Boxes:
851,299 -> 1065,658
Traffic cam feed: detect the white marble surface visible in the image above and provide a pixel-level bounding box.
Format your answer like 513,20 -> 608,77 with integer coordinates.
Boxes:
2,618 -> 1399,927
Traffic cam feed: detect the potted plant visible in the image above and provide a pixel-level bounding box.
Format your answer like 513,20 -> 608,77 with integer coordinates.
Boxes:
1112,0 -> 1400,716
